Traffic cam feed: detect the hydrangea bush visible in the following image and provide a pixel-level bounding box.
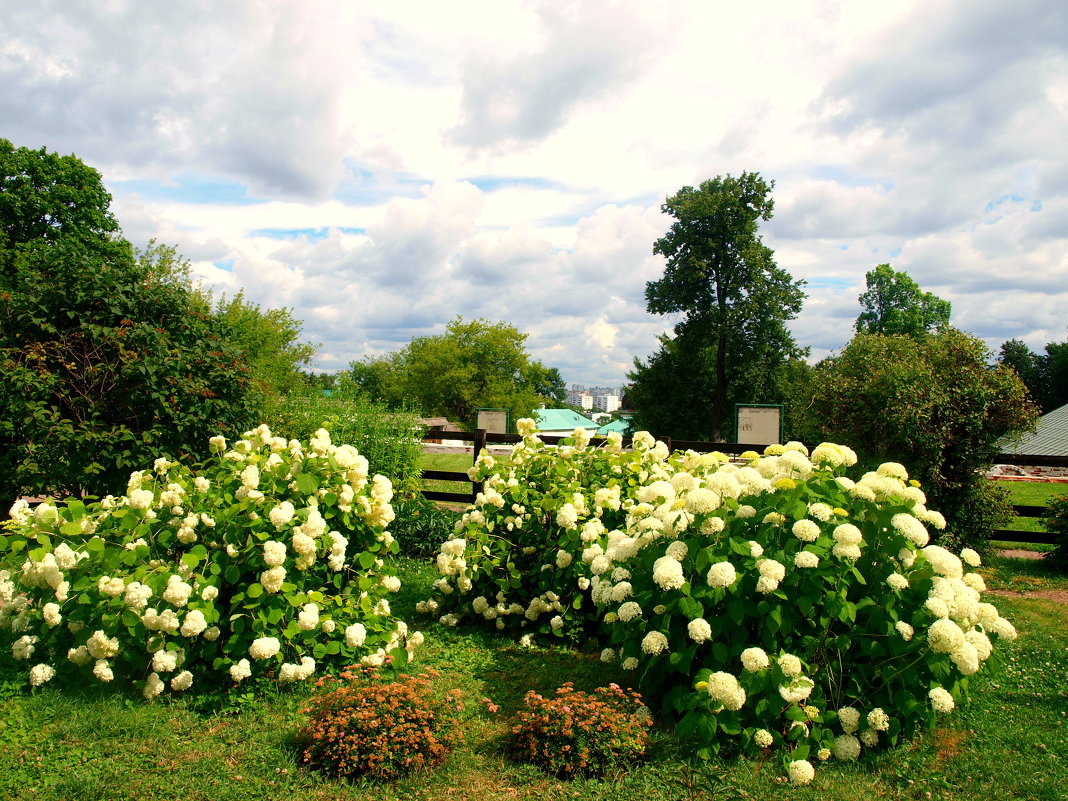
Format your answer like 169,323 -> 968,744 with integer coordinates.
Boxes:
0,425 -> 421,698
419,421 -> 1018,781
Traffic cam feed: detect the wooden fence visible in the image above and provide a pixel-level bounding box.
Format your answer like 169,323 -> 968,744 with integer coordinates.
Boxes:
419,430 -> 1067,545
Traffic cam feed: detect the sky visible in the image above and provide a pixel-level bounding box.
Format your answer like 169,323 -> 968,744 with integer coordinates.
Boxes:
2,0 -> 1066,388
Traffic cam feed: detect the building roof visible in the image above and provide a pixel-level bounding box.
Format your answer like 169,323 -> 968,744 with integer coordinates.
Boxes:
535,408 -> 600,432
999,402 -> 1068,457
596,418 -> 634,436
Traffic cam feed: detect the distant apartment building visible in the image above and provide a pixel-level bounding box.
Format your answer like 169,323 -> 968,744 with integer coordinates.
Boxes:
569,384 -> 621,414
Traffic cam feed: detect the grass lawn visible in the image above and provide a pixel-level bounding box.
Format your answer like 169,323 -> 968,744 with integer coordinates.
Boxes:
419,451 -> 475,497
1,554 -> 1066,801
989,480 -> 1067,545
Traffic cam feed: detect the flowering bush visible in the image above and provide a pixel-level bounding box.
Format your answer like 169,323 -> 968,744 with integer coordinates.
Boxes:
0,425 -> 421,697
420,421 -> 1018,779
510,682 -> 652,778
296,663 -> 464,781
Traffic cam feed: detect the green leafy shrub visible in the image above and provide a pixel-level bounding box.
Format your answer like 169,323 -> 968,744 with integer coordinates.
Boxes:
1041,493 -> 1068,570
510,682 -> 652,778
390,495 -> 460,557
419,423 -> 1019,783
800,330 -> 1039,552
0,425 -> 422,696
296,663 -> 463,781
264,394 -> 425,498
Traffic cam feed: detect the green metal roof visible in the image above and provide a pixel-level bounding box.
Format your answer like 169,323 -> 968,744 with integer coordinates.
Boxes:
596,418 -> 634,436
999,402 -> 1068,457
535,408 -> 599,431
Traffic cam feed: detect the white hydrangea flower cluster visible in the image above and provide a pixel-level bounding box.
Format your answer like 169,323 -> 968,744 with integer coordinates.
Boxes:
2,424 -> 412,696
417,429 -> 1018,784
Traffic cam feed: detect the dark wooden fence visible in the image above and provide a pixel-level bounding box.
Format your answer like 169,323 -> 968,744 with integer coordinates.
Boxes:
419,430 -> 1067,544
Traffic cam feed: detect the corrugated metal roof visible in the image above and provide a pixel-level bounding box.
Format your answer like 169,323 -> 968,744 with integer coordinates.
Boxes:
1000,402 -> 1068,457
535,408 -> 599,431
596,419 -> 634,435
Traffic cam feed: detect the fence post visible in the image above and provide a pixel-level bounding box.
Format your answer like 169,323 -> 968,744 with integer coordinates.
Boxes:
471,428 -> 487,500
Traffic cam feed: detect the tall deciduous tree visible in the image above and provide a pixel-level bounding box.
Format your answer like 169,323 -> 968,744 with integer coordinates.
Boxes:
998,336 -> 1068,413
854,263 -> 951,337
641,172 -> 807,441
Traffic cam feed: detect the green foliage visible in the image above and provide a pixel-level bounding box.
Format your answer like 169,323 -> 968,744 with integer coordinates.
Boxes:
802,330 -> 1039,550
1041,493 -> 1068,570
998,337 -> 1068,413
641,173 -> 807,441
421,427 -> 1020,778
0,141 -> 262,506
296,663 -> 464,781
0,425 -> 414,696
347,317 -> 561,429
509,683 -> 652,778
854,264 -> 952,338
390,496 -> 461,558
263,392 -> 425,498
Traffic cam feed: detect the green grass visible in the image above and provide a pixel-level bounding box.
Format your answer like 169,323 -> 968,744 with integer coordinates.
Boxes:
419,451 -> 475,497
2,554 -> 1066,800
990,479 -> 1068,539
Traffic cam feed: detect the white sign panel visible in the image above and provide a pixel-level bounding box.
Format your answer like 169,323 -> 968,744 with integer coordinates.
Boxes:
476,409 -> 509,435
736,406 -> 781,445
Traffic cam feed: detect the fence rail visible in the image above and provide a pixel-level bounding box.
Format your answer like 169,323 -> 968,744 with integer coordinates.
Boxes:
420,430 -> 1064,544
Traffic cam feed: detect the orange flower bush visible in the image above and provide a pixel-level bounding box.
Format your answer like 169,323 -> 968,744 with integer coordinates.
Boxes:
510,683 -> 653,778
296,663 -> 464,781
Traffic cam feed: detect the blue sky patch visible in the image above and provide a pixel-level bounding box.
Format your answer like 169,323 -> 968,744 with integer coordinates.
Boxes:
110,172 -> 267,205
212,258 -> 235,272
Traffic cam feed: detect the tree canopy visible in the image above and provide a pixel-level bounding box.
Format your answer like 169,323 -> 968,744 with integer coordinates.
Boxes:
998,336 -> 1068,413
854,263 -> 951,338
0,140 -> 313,505
638,172 -> 807,441
346,317 -> 562,428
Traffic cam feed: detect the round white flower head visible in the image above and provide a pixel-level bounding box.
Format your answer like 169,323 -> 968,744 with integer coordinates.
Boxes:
170,670 -> 193,692
788,759 -> 815,785
778,653 -> 803,677
950,642 -> 980,675
877,461 -> 909,480
929,686 -> 955,713
230,659 -> 252,683
706,671 -> 746,710
892,513 -> 929,547
261,566 -> 286,594
833,734 -> 862,760
249,637 -> 280,660
641,630 -> 669,655
794,551 -> 819,569
555,549 -> 573,569
622,657 -> 639,670
927,618 -> 966,654
686,488 -> 721,515
867,708 -> 890,731
162,575 -> 192,607
556,503 -> 579,530
666,540 -> 689,561
990,616 -> 1018,641
887,573 -> 909,591
741,647 -> 770,672
779,676 -> 815,704
652,556 -> 686,591
29,663 -> 55,687
818,748 -> 832,761
618,601 -> 643,622
262,541 -> 287,567
895,621 -> 914,641
143,672 -> 165,699
838,707 -> 861,734
345,623 -> 367,648
922,545 -> 963,578
706,561 -> 737,589
754,729 -> 774,748
757,559 -> 786,581
600,648 -> 616,663
792,519 -> 821,542
687,618 -> 712,642
832,524 -> 862,545
859,728 -> 879,747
